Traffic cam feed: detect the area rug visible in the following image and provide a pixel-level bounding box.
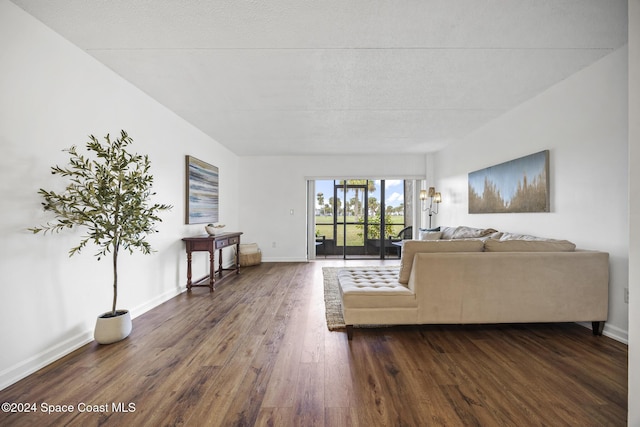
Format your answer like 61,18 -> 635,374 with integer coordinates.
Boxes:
322,266 -> 400,331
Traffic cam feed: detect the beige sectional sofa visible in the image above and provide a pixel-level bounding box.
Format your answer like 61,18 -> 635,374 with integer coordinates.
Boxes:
338,226 -> 609,340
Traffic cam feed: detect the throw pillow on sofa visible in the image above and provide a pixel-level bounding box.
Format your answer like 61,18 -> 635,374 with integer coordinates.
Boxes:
418,226 -> 441,240
440,226 -> 499,240
498,232 -> 554,241
398,240 -> 485,284
440,226 -> 458,239
451,226 -> 499,239
418,230 -> 443,240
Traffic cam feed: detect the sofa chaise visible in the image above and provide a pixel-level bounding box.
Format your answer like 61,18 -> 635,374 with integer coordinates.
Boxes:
338,226 -> 609,340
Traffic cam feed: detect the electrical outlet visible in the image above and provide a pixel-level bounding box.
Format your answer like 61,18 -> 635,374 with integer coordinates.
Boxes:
625,287 -> 629,304
272,241 -> 276,248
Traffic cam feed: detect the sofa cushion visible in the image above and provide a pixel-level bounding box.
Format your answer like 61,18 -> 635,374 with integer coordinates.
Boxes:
484,239 -> 576,252
399,239 -> 485,284
338,268 -> 417,309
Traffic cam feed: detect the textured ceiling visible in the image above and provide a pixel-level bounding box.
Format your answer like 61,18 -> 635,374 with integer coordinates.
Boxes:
10,0 -> 628,155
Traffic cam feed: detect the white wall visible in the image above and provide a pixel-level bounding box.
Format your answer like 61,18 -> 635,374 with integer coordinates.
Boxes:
0,0 -> 239,389
434,47 -> 629,342
628,1 -> 639,424
238,154 -> 426,261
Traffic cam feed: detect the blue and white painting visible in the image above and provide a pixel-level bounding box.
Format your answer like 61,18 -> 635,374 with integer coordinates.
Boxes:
186,156 -> 219,224
468,150 -> 549,213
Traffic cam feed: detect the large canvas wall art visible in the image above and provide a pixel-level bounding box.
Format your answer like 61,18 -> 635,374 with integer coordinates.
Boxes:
185,155 -> 219,224
468,150 -> 550,214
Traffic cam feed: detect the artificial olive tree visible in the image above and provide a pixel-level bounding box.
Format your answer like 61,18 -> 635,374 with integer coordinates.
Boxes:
30,130 -> 172,316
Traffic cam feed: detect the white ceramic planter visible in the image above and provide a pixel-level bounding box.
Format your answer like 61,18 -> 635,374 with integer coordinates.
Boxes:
94,310 -> 132,344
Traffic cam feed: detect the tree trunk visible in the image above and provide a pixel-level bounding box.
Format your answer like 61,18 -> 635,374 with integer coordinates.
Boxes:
112,243 -> 118,316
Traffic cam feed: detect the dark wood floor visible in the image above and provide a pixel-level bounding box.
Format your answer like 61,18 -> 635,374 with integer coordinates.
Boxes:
0,261 -> 628,426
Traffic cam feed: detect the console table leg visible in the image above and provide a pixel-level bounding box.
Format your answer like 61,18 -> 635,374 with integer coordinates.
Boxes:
218,248 -> 224,278
209,250 -> 215,292
235,242 -> 240,274
186,252 -> 193,291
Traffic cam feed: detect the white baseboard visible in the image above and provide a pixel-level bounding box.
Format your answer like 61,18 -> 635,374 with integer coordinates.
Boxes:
576,321 -> 628,344
0,330 -> 93,391
602,323 -> 629,344
260,257 -> 308,263
0,286 -> 185,391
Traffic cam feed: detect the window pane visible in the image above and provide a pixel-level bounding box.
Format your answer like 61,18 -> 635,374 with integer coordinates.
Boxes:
384,179 -> 403,237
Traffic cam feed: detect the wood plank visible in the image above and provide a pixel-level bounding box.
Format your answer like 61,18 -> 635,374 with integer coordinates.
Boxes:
323,330 -> 354,408
292,361 -> 325,426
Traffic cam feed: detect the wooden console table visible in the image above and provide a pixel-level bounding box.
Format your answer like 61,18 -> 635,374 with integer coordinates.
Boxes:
182,232 -> 243,292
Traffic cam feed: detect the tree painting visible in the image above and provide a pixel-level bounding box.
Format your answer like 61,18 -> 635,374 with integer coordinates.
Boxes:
468,150 -> 549,214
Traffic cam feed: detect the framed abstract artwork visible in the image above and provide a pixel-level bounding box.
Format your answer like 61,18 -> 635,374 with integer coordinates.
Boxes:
185,155 -> 219,224
468,150 -> 550,214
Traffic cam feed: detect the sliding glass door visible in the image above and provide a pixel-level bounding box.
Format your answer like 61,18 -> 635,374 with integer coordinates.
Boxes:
312,179 -> 412,259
